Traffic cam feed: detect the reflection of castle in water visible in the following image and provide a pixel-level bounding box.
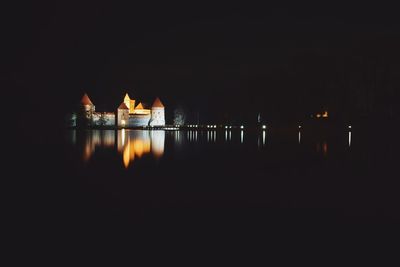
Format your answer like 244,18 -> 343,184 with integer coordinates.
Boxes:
80,130 -> 165,168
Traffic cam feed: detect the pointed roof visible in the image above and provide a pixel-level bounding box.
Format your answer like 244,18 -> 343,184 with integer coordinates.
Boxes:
118,102 -> 129,110
81,93 -> 93,105
152,97 -> 164,108
124,93 -> 131,101
135,102 -> 144,109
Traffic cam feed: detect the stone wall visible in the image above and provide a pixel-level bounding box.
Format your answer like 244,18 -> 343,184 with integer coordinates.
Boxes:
128,114 -> 151,127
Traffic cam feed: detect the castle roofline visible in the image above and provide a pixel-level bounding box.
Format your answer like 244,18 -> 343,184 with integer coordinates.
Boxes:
135,102 -> 144,109
118,102 -> 129,109
81,93 -> 93,105
152,97 -> 164,108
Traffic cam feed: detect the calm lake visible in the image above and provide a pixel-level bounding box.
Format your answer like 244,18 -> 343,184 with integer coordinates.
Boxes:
51,125 -> 400,226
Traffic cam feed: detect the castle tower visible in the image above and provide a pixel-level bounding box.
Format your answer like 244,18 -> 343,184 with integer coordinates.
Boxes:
117,102 -> 129,127
79,93 -> 95,127
149,97 -> 165,126
124,93 -> 135,114
81,93 -> 95,113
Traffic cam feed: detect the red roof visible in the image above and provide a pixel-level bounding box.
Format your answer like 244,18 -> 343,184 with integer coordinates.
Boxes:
81,93 -> 93,105
118,102 -> 129,109
152,97 -> 164,108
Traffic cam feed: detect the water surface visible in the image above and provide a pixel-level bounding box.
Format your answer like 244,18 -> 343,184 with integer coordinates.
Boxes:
60,127 -> 400,224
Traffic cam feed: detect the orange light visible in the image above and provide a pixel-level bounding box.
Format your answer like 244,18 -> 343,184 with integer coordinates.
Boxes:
322,111 -> 328,118
119,131 -> 164,168
83,142 -> 93,162
123,141 -> 131,168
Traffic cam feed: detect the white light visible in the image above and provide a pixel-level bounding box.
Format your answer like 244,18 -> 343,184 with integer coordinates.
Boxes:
121,128 -> 126,146
348,131 -> 352,147
298,125 -> 302,129
348,125 -> 352,129
240,125 -> 244,129
262,125 -> 266,129
262,131 -> 266,145
225,126 -> 228,129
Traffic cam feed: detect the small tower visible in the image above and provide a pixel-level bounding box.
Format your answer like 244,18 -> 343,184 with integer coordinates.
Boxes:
149,97 -> 165,126
81,93 -> 95,115
117,102 -> 129,127
79,93 -> 95,126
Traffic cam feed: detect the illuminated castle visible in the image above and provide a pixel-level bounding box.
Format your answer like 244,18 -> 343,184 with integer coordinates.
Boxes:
78,93 -> 165,128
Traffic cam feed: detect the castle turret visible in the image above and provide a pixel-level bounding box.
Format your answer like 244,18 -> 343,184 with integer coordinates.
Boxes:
81,93 -> 95,113
79,93 -> 95,126
149,97 -> 165,126
117,102 -> 129,127
124,93 -> 136,114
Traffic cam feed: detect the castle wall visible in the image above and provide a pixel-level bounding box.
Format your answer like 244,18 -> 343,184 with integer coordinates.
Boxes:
92,112 -> 115,126
128,114 -> 151,127
103,113 -> 115,126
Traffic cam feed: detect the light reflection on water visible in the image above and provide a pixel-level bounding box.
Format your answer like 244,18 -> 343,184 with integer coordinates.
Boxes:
69,128 -> 355,167
348,131 -> 352,147
315,141 -> 328,157
80,130 -> 165,168
262,131 -> 266,146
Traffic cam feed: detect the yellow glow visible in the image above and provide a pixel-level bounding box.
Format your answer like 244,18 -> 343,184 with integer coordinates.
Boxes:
124,93 -> 137,114
322,111 -> 328,118
120,135 -> 151,168
116,130 -> 165,168
316,114 -> 321,118
133,109 -> 151,115
123,140 -> 130,168
124,94 -> 131,112
129,99 -> 136,114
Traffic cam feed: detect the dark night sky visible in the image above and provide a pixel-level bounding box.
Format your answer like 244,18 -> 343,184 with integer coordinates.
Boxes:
6,1 -> 400,127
